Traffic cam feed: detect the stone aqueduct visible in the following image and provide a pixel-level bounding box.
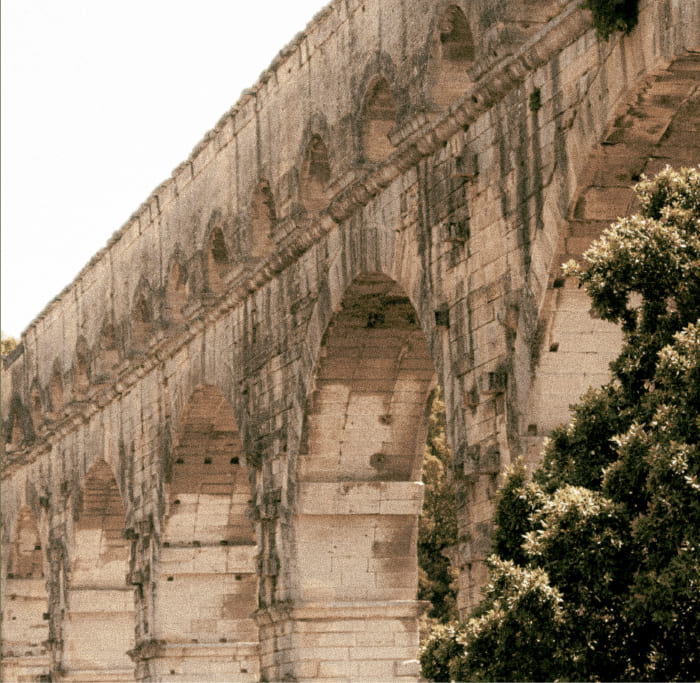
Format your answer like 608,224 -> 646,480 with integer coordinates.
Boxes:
2,0 -> 698,679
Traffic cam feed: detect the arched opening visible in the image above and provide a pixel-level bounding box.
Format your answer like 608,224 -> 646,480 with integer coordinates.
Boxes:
9,418 -> 21,448
30,384 -> 42,433
289,273 -> 438,678
429,6 -> 475,109
522,52 -> 700,466
153,385 -> 259,681
4,397 -> 25,452
63,460 -> 135,680
165,260 -> 188,326
1,506 -> 50,683
96,319 -> 120,381
74,338 -> 90,398
300,135 -> 331,215
50,363 -> 64,417
207,227 -> 230,295
3,399 -> 33,454
249,180 -> 277,259
361,77 -> 397,163
132,292 -> 154,350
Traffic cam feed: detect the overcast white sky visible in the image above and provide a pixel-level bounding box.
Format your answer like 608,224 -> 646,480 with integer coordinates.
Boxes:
1,0 -> 328,338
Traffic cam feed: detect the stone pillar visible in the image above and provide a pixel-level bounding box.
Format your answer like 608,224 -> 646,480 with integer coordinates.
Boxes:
59,585 -> 136,682
1,577 -> 50,682
142,544 -> 260,682
258,481 -> 426,681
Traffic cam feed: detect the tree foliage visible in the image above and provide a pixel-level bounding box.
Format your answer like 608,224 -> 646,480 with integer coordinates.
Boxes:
419,387 -> 459,624
583,0 -> 639,39
1,332 -> 18,355
421,167 -> 700,681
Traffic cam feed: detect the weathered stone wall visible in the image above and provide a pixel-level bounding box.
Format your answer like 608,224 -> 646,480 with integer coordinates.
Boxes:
2,0 -> 698,679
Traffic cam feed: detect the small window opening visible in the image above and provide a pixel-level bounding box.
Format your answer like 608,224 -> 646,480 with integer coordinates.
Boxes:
431,6 -> 475,109
250,180 -> 277,258
211,228 -> 228,265
301,135 -> 331,214
361,78 -> 397,163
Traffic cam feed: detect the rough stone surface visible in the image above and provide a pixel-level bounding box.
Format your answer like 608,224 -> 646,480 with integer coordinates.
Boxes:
2,0 -> 699,680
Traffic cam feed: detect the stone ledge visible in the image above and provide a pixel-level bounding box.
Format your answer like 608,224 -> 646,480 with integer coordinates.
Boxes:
297,481 -> 424,515
67,588 -> 133,612
158,544 -> 257,574
55,667 -> 135,682
154,641 -> 259,657
255,599 -> 430,626
3,577 -> 48,597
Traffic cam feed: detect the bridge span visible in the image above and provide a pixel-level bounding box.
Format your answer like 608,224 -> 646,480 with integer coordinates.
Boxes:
2,0 -> 698,679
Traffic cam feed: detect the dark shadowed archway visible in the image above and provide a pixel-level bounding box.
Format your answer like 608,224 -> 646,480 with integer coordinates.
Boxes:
1,505 -> 50,682
152,385 -> 259,682
361,78 -> 397,163
285,273 -> 438,680
429,5 -> 475,109
63,459 -> 135,680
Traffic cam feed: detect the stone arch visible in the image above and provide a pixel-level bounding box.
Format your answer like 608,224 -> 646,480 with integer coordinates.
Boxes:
73,336 -> 90,398
300,134 -> 331,215
428,4 -> 475,109
63,459 -> 135,679
206,212 -> 231,296
3,394 -> 34,451
249,179 -> 277,259
285,272 -> 438,677
6,506 -> 44,579
132,281 -> 156,351
153,384 -> 260,680
164,254 -> 189,326
1,505 -> 50,682
95,316 -> 121,381
29,380 -> 42,433
360,77 -> 398,163
522,52 -> 700,467
49,359 -> 64,417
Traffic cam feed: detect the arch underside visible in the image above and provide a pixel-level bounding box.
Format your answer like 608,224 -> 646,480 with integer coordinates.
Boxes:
153,385 -> 259,682
301,135 -> 331,214
430,5 -> 474,109
522,52 -> 700,464
283,273 -> 437,680
362,78 -> 397,163
1,506 -> 49,683
63,460 -> 135,681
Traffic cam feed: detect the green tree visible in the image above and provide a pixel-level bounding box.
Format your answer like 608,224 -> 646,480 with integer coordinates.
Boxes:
583,0 -> 639,39
418,387 -> 459,625
420,166 -> 700,681
1,332 -> 18,355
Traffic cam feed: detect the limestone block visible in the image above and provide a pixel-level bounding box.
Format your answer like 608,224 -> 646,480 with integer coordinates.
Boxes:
2,615 -> 48,646
297,481 -> 423,515
317,659 -> 357,678
578,186 -> 635,221
335,556 -> 371,588
3,577 -> 47,599
395,659 -> 422,677
57,667 -> 135,682
68,588 -> 133,613
0,656 -> 50,683
355,630 -> 395,646
64,611 -> 134,669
